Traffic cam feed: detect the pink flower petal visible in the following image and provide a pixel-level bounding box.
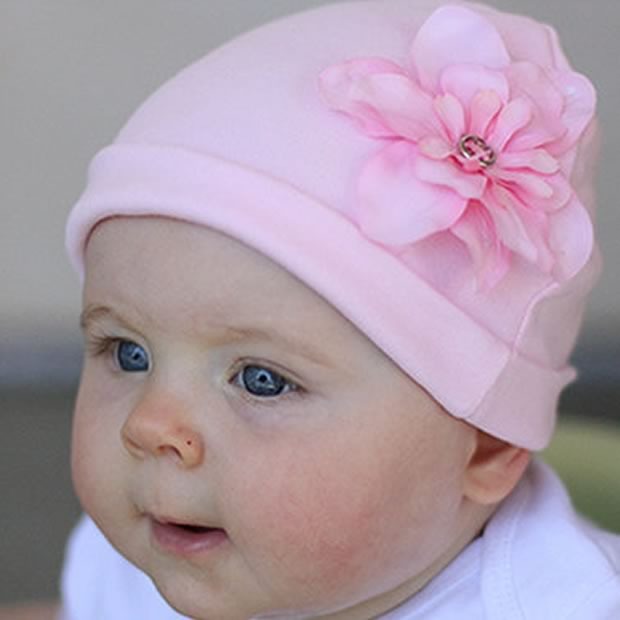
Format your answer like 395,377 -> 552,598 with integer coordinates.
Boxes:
451,201 -> 511,289
548,195 -> 594,280
433,94 -> 466,143
484,185 -> 539,263
498,149 -> 560,174
546,70 -> 597,156
543,172 -> 573,210
349,73 -> 439,140
414,154 -> 487,199
469,90 -> 504,137
503,62 -> 567,151
487,98 -> 532,152
356,141 -> 467,245
319,58 -> 411,138
506,62 -> 563,119
418,136 -> 454,160
492,169 -> 554,200
511,171 -> 572,213
507,200 -> 555,274
411,5 -> 510,92
440,64 -> 509,108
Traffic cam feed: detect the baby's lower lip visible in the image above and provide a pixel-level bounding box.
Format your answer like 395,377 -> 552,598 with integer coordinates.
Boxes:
150,518 -> 229,556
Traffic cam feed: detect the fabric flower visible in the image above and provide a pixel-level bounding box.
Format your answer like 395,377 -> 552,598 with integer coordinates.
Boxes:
319,5 -> 596,288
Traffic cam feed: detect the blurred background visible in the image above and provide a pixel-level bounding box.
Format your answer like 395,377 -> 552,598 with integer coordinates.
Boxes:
2,0 -> 619,606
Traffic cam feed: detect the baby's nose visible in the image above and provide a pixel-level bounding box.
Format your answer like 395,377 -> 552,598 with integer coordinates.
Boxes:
121,394 -> 204,468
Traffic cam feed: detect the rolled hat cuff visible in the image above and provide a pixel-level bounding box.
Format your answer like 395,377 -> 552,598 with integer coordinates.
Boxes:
66,143 -> 574,450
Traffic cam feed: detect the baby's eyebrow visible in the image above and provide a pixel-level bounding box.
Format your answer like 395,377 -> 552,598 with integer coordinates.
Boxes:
79,304 -> 134,332
79,304 -> 332,368
219,324 -> 333,368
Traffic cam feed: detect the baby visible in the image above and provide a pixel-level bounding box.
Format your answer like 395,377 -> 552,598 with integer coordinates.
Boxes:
55,0 -> 620,618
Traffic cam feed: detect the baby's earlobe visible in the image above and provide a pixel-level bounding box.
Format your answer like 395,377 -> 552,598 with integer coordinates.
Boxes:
463,431 -> 531,506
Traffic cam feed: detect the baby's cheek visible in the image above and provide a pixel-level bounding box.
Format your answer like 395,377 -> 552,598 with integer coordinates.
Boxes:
71,397 -> 126,524
71,411 -> 99,510
230,447 -> 416,603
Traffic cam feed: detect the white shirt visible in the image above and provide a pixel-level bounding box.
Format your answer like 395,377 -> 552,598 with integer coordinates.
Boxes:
60,459 -> 620,619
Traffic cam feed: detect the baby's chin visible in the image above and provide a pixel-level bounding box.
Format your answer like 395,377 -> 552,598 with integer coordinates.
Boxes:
143,557 -> 387,620
147,563 -> 424,620
151,585 -> 324,620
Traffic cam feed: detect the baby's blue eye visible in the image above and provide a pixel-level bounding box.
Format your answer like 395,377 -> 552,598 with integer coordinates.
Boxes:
116,340 -> 150,372
239,365 -> 293,398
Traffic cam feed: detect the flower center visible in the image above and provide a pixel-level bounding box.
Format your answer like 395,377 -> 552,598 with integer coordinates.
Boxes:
458,134 -> 497,169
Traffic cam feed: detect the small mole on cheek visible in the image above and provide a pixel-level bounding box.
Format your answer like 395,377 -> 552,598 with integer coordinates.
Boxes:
186,440 -> 193,446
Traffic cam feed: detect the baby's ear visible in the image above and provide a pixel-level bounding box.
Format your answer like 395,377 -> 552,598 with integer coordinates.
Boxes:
463,431 -> 531,506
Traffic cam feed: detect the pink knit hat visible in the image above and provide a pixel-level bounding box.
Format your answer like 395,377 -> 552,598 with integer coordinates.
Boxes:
66,0 -> 600,450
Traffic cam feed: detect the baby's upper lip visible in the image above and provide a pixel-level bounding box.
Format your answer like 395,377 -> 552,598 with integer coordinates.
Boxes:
148,512 -> 224,531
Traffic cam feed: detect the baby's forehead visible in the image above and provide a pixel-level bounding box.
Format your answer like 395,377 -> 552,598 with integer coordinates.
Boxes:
88,215 -> 320,302
85,216 -> 383,358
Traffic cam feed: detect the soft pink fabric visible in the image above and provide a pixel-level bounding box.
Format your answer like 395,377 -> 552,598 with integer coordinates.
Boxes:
65,1 -> 601,449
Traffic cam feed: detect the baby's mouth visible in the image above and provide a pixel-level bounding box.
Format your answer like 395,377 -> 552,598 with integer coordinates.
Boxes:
150,517 -> 229,556
169,522 -> 213,534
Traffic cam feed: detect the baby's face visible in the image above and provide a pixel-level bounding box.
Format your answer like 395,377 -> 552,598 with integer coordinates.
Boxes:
74,217 -> 477,620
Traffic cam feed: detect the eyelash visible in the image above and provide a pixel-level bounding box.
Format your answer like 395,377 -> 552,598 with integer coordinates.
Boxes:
85,333 -> 122,359
85,333 -> 149,372
85,333 -> 302,402
228,361 -> 301,404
